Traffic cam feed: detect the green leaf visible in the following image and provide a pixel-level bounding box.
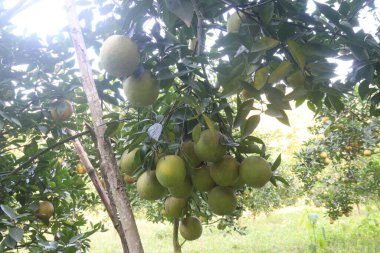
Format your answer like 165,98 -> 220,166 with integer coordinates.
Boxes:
259,2 -> 274,25
253,66 -> 269,90
327,95 -> 344,113
288,40 -> 306,70
202,114 -> 215,131
251,37 -> 279,53
104,121 -> 122,137
240,115 -> 260,139
147,123 -> 163,141
1,205 -> 17,220
234,100 -> 254,128
271,154 -> 281,171
9,227 -> 23,243
303,43 -> 337,57
272,175 -> 290,187
314,1 -> 341,24
268,61 -> 293,84
165,0 -> 194,27
192,123 -> 202,143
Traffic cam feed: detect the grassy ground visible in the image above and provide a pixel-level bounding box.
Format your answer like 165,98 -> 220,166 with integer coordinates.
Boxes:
89,205 -> 379,253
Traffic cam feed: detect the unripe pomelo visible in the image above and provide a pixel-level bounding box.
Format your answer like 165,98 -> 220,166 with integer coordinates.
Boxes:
100,35 -> 140,78
164,196 -> 187,218
179,216 -> 203,241
120,148 -> 139,176
240,156 -> 272,188
136,170 -> 166,200
191,165 -> 215,192
180,141 -> 201,167
50,99 -> 73,121
123,70 -> 159,107
210,156 -> 239,186
194,129 -> 226,162
36,201 -> 54,220
208,186 -> 237,215
168,177 -> 193,198
156,155 -> 186,188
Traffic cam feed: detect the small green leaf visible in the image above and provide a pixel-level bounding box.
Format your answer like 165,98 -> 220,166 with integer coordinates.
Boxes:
192,123 -> 202,143
271,154 -> 281,171
288,40 -> 306,70
234,100 -> 254,128
259,2 -> 274,25
268,61 -> 293,84
202,114 -> 215,131
240,115 -> 260,139
1,205 -> 17,220
314,1 -> 341,24
165,0 -> 194,27
272,175 -> 290,187
104,121 -> 122,137
253,66 -> 269,90
9,227 -> 23,243
251,37 -> 279,53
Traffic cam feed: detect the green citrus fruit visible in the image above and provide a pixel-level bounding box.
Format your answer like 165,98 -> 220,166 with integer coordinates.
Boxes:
227,12 -> 245,33
180,141 -> 201,167
120,148 -> 139,176
136,170 -> 166,200
240,156 -> 272,188
156,155 -> 186,188
50,99 -> 73,121
123,70 -> 159,107
191,165 -> 215,192
168,177 -> 193,198
36,201 -> 54,220
100,35 -> 140,78
179,216 -> 202,241
164,196 -> 187,218
208,186 -> 237,215
210,156 -> 239,186
194,129 -> 226,162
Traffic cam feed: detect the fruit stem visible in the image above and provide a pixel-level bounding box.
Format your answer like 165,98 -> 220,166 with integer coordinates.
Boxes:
173,219 -> 182,253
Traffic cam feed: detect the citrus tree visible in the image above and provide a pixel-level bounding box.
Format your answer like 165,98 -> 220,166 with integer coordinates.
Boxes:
1,0 -> 380,252
294,94 -> 380,222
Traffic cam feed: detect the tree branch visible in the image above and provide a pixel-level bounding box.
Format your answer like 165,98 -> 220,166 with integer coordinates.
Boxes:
65,1 -> 144,252
173,218 -> 182,253
1,130 -> 90,180
66,129 -> 129,253
191,0 -> 204,56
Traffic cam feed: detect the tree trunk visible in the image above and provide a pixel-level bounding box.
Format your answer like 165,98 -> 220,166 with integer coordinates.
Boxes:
65,1 -> 144,252
67,129 -> 129,253
173,219 -> 182,253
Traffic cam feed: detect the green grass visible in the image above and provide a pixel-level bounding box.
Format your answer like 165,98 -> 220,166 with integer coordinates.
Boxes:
89,205 -> 379,253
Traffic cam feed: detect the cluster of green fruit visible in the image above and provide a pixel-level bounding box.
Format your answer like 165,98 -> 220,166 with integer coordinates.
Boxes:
100,35 -> 159,107
120,128 -> 273,241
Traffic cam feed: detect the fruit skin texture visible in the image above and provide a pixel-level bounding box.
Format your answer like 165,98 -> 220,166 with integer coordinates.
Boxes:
36,201 -> 54,220
227,12 -> 244,33
100,35 -> 140,78
156,155 -> 186,188
169,177 -> 193,198
240,156 -> 272,188
164,196 -> 187,218
191,165 -> 215,192
120,148 -> 139,176
208,186 -> 237,215
50,100 -> 73,121
319,151 -> 328,159
363,149 -> 372,156
179,216 -> 203,241
123,70 -> 159,107
180,141 -> 201,167
136,170 -> 166,200
210,156 -> 239,186
324,158 -> 332,165
194,129 -> 227,162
